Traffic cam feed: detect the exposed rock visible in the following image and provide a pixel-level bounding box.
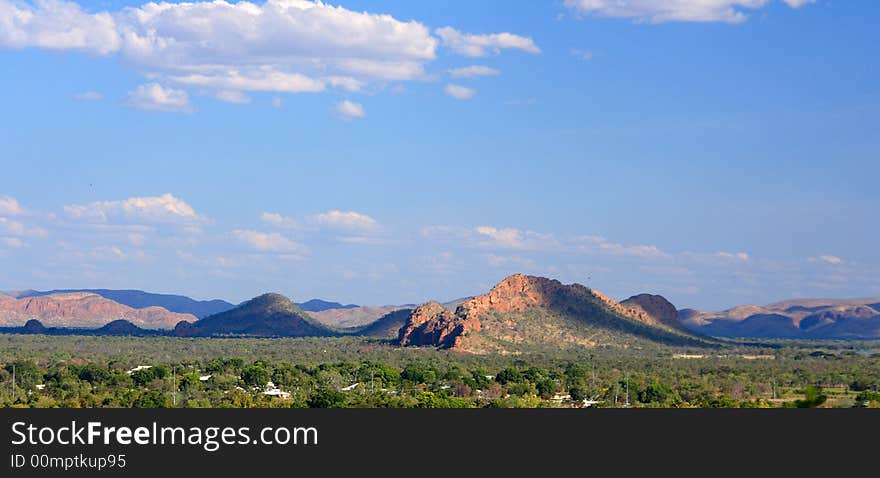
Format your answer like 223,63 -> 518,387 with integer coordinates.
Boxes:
620,294 -> 683,329
398,302 -> 479,348
398,274 -> 706,352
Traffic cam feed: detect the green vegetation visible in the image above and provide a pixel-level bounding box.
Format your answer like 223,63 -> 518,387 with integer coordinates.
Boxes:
0,335 -> 878,408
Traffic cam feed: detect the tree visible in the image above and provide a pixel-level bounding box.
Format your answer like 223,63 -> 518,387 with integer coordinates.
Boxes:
795,386 -> 827,408
130,369 -> 156,387
495,367 -> 522,385
569,387 -> 586,402
307,390 -> 346,408
133,391 -> 169,408
242,365 -> 270,388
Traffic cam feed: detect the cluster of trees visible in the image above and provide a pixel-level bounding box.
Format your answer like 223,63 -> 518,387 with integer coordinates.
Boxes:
2,348 -> 878,408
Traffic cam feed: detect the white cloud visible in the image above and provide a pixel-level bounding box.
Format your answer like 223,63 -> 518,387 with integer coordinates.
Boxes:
89,245 -> 128,261
436,26 -> 540,57
334,100 -> 365,120
596,241 -> 667,258
75,91 -> 102,101
0,217 -> 46,238
260,212 -> 298,229
125,83 -> 192,113
716,251 -> 750,261
486,254 -> 536,269
233,229 -> 305,255
312,210 -> 378,232
215,90 -> 251,104
1,1 -> 536,108
810,255 -> 843,265
476,226 -> 528,249
0,196 -> 24,215
445,83 -> 476,100
271,97 -> 283,108
448,65 -> 499,78
170,70 -> 324,94
563,0 -> 812,24
63,193 -> 205,225
0,0 -> 120,54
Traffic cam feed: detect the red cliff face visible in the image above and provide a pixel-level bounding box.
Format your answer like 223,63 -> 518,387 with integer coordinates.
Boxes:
397,302 -> 479,349
0,293 -> 195,329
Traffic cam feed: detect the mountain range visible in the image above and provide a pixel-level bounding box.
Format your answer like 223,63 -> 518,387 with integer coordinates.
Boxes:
680,298 -> 880,339
2,277 -> 879,344
9,289 -> 235,318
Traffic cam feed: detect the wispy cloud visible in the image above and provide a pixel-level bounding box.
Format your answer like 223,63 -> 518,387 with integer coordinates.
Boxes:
810,255 -> 843,265
75,91 -> 102,101
0,196 -> 25,216
63,194 -> 206,225
563,0 -> 815,24
448,65 -> 500,78
233,229 -> 306,256
436,27 -> 540,57
335,100 -> 366,120
125,83 -> 192,113
445,83 -> 476,100
312,210 -> 379,232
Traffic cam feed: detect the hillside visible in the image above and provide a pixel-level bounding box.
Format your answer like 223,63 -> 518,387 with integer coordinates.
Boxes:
174,293 -> 335,338
13,289 -> 235,318
680,298 -> 880,339
352,308 -> 413,339
297,299 -> 358,312
0,292 -> 194,329
308,304 -> 410,328
398,274 -> 710,353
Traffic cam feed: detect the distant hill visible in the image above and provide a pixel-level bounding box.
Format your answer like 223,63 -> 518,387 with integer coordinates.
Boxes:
398,274 -> 710,353
0,319 -> 163,337
0,292 -> 194,329
680,298 -> 880,339
352,309 -> 413,339
14,289 -> 234,318
174,293 -> 335,338
296,299 -> 358,312
308,305 -> 410,328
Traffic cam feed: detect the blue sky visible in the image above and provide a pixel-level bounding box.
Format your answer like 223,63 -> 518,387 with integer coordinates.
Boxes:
0,0 -> 877,310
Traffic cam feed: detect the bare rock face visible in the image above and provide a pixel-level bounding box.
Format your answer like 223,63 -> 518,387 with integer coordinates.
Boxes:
620,294 -> 682,329
0,292 -> 195,329
397,302 -> 479,348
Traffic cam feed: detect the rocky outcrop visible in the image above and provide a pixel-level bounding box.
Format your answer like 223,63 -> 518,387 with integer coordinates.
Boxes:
398,274 -> 706,352
0,292 -> 195,329
398,302 -> 479,348
620,294 -> 683,329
